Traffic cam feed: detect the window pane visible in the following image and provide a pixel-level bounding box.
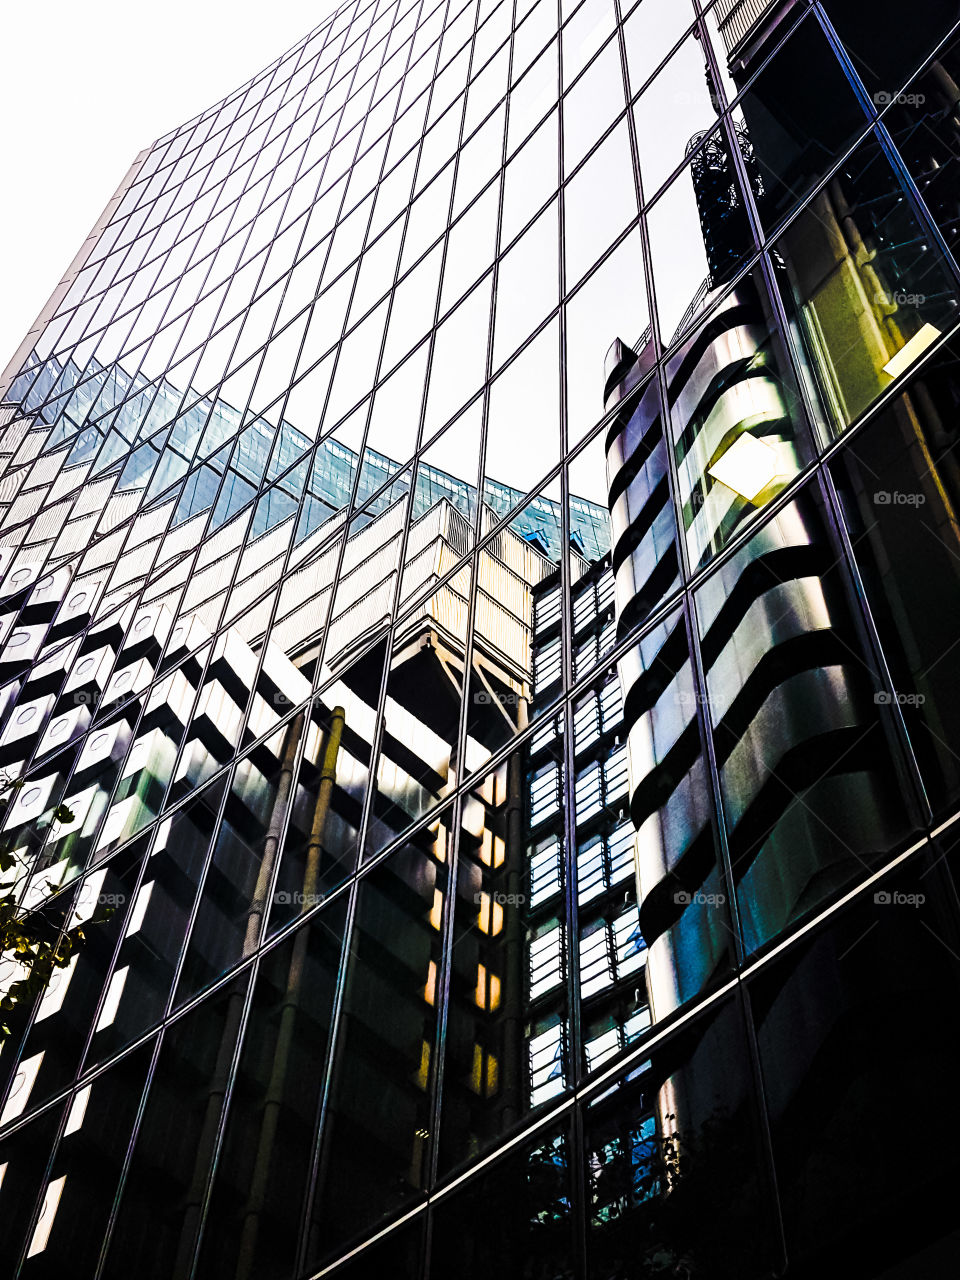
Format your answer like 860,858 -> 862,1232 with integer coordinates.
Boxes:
773,132 -> 960,441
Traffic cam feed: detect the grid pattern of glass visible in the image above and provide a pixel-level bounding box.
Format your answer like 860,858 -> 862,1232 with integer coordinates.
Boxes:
3,0 -> 960,1276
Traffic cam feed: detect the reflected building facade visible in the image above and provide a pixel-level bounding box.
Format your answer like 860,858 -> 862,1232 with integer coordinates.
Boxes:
3,0 -> 960,1278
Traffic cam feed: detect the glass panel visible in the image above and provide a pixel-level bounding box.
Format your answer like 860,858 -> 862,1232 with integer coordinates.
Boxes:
507,39 -> 558,156
880,29 -> 960,250
100,974 -> 250,1280
633,32 -> 719,201
18,1045 -> 152,1278
305,836 -> 449,1265
563,120 -> 636,289
584,998 -> 777,1279
85,781 -> 227,1069
573,665 -> 649,1071
493,200 -> 559,367
271,672 -> 381,936
501,108 -> 558,250
749,852 -> 960,1274
486,317 -> 561,506
432,1123 -> 575,1276
821,0 -> 960,98
694,482 -> 913,955
773,132 -> 960,440
438,753 -> 570,1171
196,899 -> 348,1280
365,572 -> 469,855
175,717 -> 310,1004
324,1216 -> 424,1279
615,607 -> 731,1018
423,274 -> 493,437
565,226 -> 649,445
647,128 -> 754,346
622,0 -> 693,96
736,15 -> 869,235
2,836 -> 151,1117
603,371 -> 680,642
0,1107 -> 64,1280
562,38 -> 625,177
666,267 -> 812,571
562,0 -> 615,88
829,343 -> 960,820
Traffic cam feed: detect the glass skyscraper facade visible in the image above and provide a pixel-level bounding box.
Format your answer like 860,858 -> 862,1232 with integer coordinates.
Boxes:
3,0 -> 960,1275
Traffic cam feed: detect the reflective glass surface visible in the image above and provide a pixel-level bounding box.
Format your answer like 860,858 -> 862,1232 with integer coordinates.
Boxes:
2,0 -> 960,1274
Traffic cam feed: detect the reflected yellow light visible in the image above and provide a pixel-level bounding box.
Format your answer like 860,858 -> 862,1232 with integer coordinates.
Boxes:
480,828 -> 493,866
416,1039 -> 431,1090
707,432 -> 780,502
424,959 -> 437,1006
429,888 -> 443,930
471,1043 -> 484,1093
489,972 -> 501,1011
492,834 -> 505,868
491,898 -> 504,936
486,1053 -> 498,1095
883,323 -> 941,379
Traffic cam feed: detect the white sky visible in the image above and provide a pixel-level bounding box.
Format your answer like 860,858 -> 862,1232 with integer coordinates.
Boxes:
0,0 -> 336,374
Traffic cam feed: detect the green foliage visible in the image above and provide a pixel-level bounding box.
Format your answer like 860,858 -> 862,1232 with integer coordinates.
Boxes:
0,897 -> 86,1040
0,774 -> 89,1040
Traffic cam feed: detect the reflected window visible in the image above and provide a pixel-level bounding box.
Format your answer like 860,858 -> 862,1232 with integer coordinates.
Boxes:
666,268 -> 812,570
830,340 -> 960,819
773,131 -> 960,440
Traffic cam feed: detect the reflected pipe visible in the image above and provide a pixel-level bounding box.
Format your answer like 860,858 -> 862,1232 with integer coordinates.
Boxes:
172,711 -> 305,1277
234,706 -> 345,1280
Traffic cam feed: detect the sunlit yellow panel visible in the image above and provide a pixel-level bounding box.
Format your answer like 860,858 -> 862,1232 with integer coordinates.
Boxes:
492,834 -> 505,868
429,888 -> 443,930
489,972 -> 501,1011
470,1042 -> 484,1094
491,898 -> 504,936
475,963 -> 487,1008
416,1039 -> 431,1090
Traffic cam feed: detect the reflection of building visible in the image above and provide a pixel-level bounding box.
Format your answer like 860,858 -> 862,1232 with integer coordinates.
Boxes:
3,1 -> 960,1278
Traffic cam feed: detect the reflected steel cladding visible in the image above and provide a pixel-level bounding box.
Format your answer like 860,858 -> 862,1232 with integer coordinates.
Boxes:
2,0 -> 960,1277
